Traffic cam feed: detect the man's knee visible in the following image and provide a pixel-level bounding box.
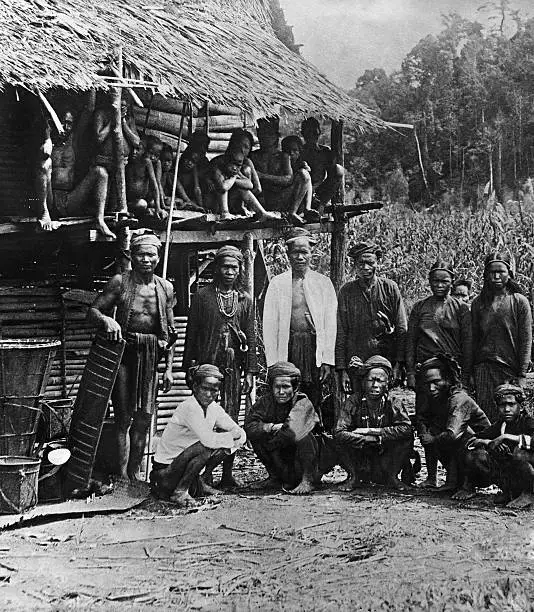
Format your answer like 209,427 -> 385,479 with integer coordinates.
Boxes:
334,164 -> 344,179
296,168 -> 312,184
92,165 -> 109,181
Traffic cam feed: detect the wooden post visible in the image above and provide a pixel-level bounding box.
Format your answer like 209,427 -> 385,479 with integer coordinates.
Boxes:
242,232 -> 255,411
330,120 -> 346,292
242,232 -> 254,299
330,120 -> 346,424
111,46 -> 127,215
111,46 -> 130,272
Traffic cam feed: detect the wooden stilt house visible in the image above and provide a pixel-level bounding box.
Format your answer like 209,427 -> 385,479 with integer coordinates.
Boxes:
0,0 -> 383,467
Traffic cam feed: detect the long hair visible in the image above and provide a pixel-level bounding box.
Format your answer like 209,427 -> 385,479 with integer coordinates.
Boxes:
479,251 -> 523,307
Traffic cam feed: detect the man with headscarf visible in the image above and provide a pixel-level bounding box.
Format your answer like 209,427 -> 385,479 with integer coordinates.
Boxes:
336,241 -> 407,394
334,355 -> 413,491
88,230 -> 177,481
182,244 -> 257,488
150,364 -> 246,507
472,252 -> 532,422
452,383 -> 534,508
263,227 -> 337,410
245,361 -> 337,495
417,354 -> 490,495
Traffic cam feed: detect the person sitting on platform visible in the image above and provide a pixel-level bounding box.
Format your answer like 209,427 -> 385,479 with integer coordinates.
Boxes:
452,383 -> 534,508
245,361 -> 337,495
334,355 -> 413,491
418,354 -> 490,494
202,147 -> 277,221
300,117 -> 344,208
125,138 -> 159,218
142,135 -> 167,219
88,231 -> 176,482
150,364 -> 246,508
249,119 -> 318,225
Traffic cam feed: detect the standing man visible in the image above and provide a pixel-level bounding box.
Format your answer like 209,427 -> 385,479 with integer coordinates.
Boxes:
263,228 -> 337,409
182,245 -> 257,488
336,242 -> 407,393
88,231 -> 176,481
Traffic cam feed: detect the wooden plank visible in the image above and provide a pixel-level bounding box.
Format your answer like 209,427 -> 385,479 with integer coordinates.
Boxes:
64,335 -> 125,495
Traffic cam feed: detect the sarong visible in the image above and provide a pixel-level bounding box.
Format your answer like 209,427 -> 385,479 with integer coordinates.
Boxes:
124,332 -> 160,415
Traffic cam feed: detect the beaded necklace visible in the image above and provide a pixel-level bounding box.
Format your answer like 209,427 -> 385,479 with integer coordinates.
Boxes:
216,286 -> 238,318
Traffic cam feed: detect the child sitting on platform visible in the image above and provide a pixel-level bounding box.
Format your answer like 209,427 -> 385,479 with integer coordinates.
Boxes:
125,139 -> 158,218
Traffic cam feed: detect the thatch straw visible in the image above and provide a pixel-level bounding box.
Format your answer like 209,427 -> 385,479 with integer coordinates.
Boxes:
0,0 -> 382,131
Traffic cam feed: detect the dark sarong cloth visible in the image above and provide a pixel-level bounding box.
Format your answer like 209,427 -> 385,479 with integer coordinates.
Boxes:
289,330 -> 320,408
124,332 -> 160,415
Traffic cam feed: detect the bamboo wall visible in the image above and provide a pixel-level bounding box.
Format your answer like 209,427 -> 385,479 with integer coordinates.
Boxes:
0,287 -> 193,433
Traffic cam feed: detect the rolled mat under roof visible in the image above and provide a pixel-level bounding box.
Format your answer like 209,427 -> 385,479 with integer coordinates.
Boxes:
0,0 -> 383,130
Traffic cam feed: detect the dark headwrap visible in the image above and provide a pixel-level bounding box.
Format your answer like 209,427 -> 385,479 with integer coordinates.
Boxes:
429,260 -> 455,279
349,355 -> 392,380
484,251 -> 514,275
348,241 -> 380,260
480,251 -> 523,305
267,361 -> 301,383
494,383 -> 525,404
131,231 -> 161,252
214,245 -> 244,264
189,363 -> 224,384
418,353 -> 462,387
285,227 -> 317,248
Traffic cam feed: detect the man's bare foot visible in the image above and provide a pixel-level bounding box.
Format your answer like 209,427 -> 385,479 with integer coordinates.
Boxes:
338,477 -> 360,492
418,476 -> 439,489
220,475 -> 242,490
38,213 -> 61,232
451,487 -> 476,501
258,211 -> 279,222
170,490 -> 200,508
286,479 -> 314,496
197,477 -> 221,497
289,212 -> 305,226
96,218 -> 116,240
506,492 -> 534,509
247,477 -> 282,491
220,211 -> 237,221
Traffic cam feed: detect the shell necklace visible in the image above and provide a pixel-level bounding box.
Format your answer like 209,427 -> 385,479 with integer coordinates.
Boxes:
216,286 -> 238,318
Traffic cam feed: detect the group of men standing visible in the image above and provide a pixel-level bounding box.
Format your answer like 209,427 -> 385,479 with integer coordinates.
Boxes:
88,225 -> 534,510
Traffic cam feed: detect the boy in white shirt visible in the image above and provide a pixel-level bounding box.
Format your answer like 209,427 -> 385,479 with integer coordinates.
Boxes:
150,364 -> 246,507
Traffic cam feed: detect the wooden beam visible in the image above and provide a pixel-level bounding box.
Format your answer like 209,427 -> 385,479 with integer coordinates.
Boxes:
329,120 -> 347,293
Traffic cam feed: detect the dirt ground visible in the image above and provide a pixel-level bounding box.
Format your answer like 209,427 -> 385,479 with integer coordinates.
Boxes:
1,447 -> 534,612
2,386 -> 534,611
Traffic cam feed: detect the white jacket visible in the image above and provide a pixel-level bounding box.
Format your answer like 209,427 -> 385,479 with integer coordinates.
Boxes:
263,269 -> 337,367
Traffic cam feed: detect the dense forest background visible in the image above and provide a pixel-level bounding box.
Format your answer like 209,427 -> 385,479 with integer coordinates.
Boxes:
345,1 -> 534,209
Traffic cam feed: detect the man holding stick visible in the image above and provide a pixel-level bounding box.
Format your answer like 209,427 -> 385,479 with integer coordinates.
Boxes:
88,231 -> 176,481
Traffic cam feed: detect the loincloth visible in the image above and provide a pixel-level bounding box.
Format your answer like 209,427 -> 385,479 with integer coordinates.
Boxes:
122,332 -> 161,415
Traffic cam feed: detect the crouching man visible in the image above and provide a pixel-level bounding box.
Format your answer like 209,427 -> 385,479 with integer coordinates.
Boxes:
150,364 -> 246,507
245,361 -> 337,495
418,354 -> 490,494
453,383 -> 534,508
334,355 -> 413,491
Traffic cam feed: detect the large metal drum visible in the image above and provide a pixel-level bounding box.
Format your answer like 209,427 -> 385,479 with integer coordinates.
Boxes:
0,339 -> 60,456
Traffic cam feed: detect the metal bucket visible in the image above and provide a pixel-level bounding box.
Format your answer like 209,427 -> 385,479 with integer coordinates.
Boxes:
0,456 -> 40,514
0,339 -> 60,456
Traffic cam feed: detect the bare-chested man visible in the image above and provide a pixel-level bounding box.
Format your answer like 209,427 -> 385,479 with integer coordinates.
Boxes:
88,232 -> 176,481
35,93 -> 139,239
300,117 -> 344,207
263,228 -> 337,409
250,119 -> 318,224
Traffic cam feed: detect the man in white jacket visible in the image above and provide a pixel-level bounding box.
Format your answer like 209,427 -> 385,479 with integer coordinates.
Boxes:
263,228 -> 337,408
150,364 -> 246,507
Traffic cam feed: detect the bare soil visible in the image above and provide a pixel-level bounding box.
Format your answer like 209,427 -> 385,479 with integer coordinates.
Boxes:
2,387 -> 534,611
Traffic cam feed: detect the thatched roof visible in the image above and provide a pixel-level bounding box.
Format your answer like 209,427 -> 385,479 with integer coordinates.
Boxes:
1,0 -> 381,130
